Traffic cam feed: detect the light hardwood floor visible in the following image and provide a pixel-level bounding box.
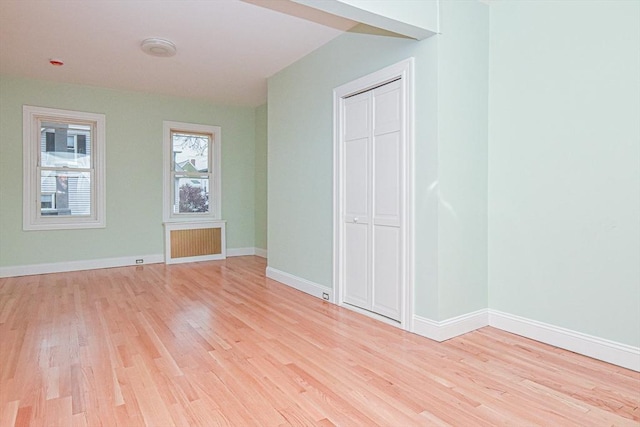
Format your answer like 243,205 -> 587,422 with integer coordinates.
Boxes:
0,256 -> 638,426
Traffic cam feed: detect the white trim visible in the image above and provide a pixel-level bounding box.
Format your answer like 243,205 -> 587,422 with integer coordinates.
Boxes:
23,105 -> 106,231
227,247 -> 255,257
162,120 -> 222,223
405,60 -> 416,333
413,309 -> 489,342
226,248 -> 267,258
266,267 -> 332,301
333,58 -> 415,331
0,254 -> 164,278
489,310 -> 640,372
409,309 -> 639,371
412,309 -> 640,372
341,302 -> 403,327
165,254 -> 225,264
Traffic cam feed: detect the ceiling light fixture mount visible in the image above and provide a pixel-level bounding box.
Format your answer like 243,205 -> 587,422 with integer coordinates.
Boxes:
141,38 -> 177,57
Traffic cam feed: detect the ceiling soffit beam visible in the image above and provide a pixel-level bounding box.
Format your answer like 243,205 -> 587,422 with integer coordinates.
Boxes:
241,0 -> 358,32
291,0 -> 438,40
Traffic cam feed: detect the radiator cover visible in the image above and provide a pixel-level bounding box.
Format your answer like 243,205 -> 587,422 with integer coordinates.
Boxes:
164,221 -> 226,264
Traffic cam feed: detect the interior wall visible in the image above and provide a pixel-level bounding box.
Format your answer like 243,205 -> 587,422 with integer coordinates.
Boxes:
254,104 -> 268,251
0,76 -> 257,268
436,0 -> 489,319
267,0 -> 490,321
267,30 -> 440,319
488,0 -> 640,346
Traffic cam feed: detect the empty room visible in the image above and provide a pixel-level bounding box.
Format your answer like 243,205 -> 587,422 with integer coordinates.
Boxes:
0,0 -> 638,425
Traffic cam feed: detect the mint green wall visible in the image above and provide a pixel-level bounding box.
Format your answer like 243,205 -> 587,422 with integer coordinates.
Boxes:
268,31 -> 437,311
267,0 -> 489,321
0,76 -> 257,267
436,0 -> 489,319
488,1 -> 640,346
254,104 -> 268,251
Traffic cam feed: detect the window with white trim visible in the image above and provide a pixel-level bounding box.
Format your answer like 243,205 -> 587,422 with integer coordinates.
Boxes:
23,106 -> 106,230
163,121 -> 221,222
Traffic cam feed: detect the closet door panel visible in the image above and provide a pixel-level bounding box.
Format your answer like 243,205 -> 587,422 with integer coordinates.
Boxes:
372,225 -> 401,321
344,222 -> 370,308
373,131 -> 401,225
344,137 -> 369,223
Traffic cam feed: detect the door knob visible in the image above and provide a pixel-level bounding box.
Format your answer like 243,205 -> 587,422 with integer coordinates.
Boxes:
353,217 -> 358,223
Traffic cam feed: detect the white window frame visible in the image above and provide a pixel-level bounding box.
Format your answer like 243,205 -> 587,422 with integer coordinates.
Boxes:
23,105 -> 106,231
163,121 -> 222,223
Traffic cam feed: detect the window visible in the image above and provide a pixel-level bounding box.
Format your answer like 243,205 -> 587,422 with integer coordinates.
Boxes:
163,121 -> 221,222
23,106 -> 106,230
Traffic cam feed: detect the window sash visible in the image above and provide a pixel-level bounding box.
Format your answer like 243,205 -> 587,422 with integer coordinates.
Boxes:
170,130 -> 213,216
37,167 -> 95,218
36,119 -> 96,220
170,130 -> 212,174
170,172 -> 213,215
163,121 -> 221,222
23,105 -> 106,230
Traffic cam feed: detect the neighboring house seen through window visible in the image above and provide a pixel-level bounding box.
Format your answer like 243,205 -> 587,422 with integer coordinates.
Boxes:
23,106 -> 106,230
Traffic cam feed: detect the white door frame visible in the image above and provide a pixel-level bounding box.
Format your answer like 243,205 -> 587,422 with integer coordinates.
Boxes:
333,58 -> 415,331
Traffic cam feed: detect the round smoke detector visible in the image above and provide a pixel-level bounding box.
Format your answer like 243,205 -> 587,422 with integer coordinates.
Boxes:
141,38 -> 177,57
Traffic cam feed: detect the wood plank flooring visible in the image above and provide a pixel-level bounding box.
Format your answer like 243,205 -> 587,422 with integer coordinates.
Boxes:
0,256 -> 638,426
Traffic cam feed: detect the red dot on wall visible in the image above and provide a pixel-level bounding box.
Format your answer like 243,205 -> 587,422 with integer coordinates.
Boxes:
49,59 -> 64,66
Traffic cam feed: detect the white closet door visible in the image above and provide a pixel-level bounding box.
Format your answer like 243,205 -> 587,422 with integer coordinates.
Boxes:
343,92 -> 372,309
371,80 -> 402,321
342,80 -> 403,322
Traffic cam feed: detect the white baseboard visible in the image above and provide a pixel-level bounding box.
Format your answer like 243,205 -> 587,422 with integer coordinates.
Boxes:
410,308 -> 639,371
413,309 -> 489,342
1,247 -> 267,277
227,247 -> 267,258
489,310 -> 640,372
226,247 -> 255,257
265,267 -> 332,301
0,254 -> 164,278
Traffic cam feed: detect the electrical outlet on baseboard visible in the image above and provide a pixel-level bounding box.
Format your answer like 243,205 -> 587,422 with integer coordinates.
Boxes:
136,259 -> 144,264
322,292 -> 330,301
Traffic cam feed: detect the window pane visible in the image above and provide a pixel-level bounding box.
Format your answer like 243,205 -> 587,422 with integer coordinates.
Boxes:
174,177 -> 210,213
172,132 -> 209,173
40,122 -> 91,168
41,194 -> 53,209
40,170 -> 91,216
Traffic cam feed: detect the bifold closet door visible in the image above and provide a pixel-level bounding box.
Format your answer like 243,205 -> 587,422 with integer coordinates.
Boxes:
343,79 -> 402,322
343,90 -> 372,310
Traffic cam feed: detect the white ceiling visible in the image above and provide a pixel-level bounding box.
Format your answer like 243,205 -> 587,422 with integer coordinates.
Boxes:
0,0 -> 357,106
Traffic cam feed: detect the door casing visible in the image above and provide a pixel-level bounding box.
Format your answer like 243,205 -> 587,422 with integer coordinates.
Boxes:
333,58 -> 415,330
